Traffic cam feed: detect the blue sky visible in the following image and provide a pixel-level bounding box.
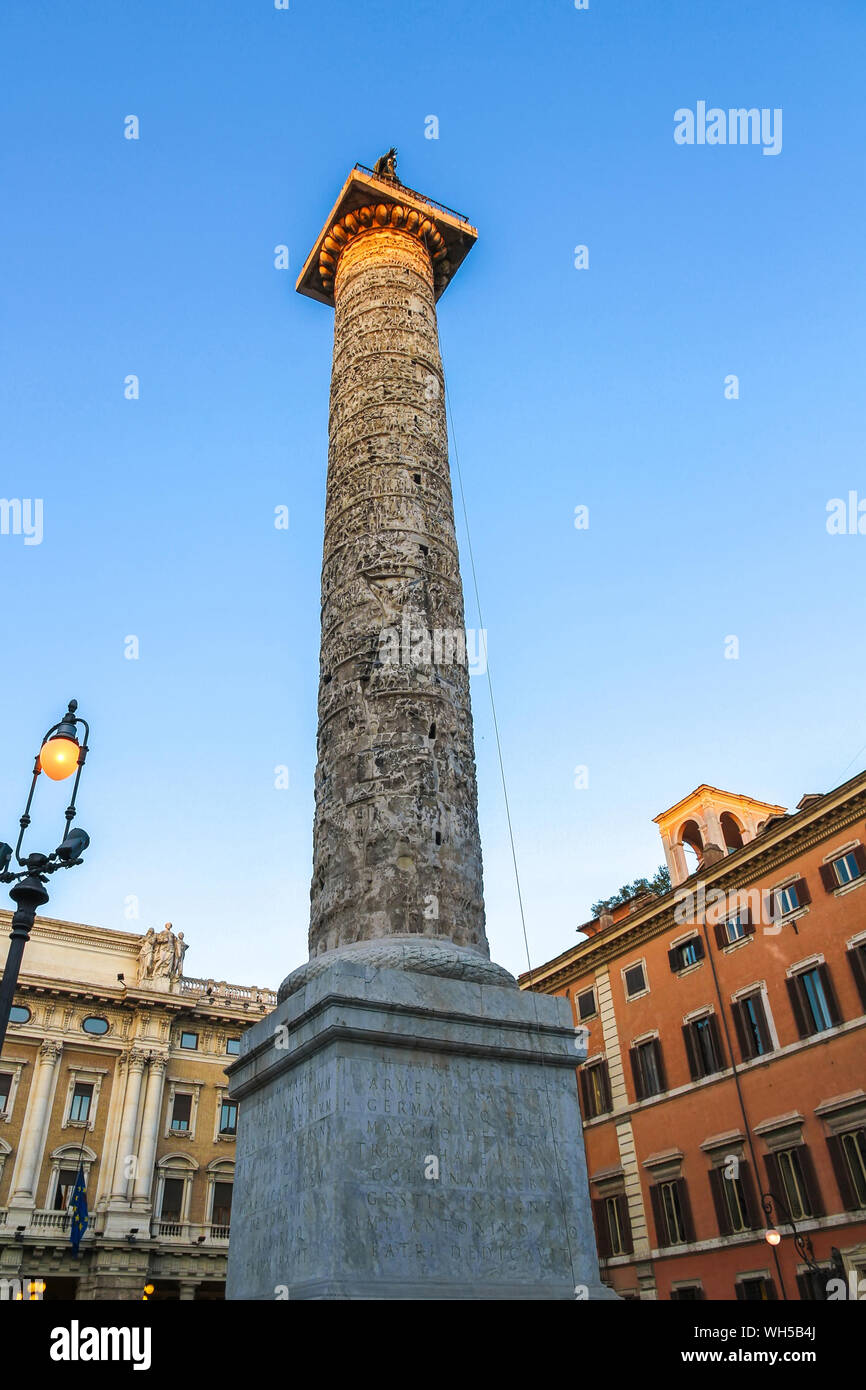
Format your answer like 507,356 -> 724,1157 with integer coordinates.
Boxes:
1,0 -> 864,986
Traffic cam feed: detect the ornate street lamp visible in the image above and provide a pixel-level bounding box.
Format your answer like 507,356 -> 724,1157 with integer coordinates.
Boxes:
0,700 -> 91,1055
761,1188 -> 824,1297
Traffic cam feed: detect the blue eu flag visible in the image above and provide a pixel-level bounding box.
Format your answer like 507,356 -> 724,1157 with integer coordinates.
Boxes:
69,1165 -> 88,1256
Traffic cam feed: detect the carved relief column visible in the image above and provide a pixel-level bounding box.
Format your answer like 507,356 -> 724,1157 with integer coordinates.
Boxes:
132,1055 -> 167,1208
309,200 -> 487,958
108,1048 -> 148,1203
9,1039 -> 62,1204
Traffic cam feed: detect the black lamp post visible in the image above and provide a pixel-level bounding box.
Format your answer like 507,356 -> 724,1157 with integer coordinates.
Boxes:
0,699 -> 91,1056
761,1188 -> 823,1298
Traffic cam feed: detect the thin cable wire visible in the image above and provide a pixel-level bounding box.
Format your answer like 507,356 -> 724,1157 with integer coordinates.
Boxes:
444,375 -> 583,1293
837,740 -> 866,783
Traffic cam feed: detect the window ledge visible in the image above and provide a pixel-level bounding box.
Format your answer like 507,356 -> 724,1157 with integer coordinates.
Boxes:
672,960 -> 704,980
833,875 -> 866,900
721,935 -> 753,955
777,906 -> 810,927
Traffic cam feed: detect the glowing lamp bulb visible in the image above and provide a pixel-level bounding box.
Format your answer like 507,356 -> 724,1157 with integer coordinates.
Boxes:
765,1228 -> 781,1247
39,736 -> 80,781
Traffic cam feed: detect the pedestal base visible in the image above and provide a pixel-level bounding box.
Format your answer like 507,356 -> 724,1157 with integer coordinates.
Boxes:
226,957 -> 616,1300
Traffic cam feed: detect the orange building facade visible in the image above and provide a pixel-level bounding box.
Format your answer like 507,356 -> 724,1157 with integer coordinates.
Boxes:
522,774 -> 866,1301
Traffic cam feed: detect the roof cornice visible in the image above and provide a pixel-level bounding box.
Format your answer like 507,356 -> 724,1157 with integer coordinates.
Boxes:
521,771 -> 866,993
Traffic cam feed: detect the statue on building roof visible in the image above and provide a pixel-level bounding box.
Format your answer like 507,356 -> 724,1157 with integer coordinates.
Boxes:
373,147 -> 398,182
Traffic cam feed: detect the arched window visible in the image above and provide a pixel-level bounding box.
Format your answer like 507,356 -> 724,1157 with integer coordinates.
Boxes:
722,811 -> 750,850
680,820 -> 704,875
46,1144 -> 97,1212
720,813 -> 745,854
155,1153 -> 198,1232
206,1159 -> 235,1237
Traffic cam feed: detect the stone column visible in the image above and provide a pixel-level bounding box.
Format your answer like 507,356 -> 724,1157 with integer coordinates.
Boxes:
132,1055 -> 167,1208
663,835 -> 689,887
109,1049 -> 147,1202
702,807 -> 725,854
9,1039 -> 62,1204
309,210 -> 487,958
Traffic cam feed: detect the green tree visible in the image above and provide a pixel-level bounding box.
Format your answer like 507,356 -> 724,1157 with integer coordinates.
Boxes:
591,864 -> 671,918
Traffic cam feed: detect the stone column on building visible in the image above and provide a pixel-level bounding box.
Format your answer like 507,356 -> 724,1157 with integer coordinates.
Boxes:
702,806 -> 725,855
9,1039 -> 62,1205
132,1054 -> 167,1209
93,1052 -> 128,1209
108,1048 -> 148,1204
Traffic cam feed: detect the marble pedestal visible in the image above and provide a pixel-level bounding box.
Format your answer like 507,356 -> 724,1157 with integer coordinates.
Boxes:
225,957 -> 615,1300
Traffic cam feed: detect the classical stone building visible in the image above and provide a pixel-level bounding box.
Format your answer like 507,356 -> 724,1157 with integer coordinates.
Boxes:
521,773 -> 866,1300
0,913 -> 274,1299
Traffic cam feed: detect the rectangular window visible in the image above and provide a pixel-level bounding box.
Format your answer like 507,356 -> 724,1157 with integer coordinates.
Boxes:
796,1269 -> 829,1302
592,1193 -> 632,1258
776,880 -> 810,916
662,1182 -> 685,1244
725,915 -> 747,943
212,1181 -> 233,1227
54,1168 -> 79,1210
179,1031 -> 198,1050
630,1038 -> 666,1100
0,1072 -> 12,1114
69,1082 -> 93,1124
714,910 -> 756,949
160,1177 -> 184,1223
650,1178 -> 694,1246
737,1276 -> 775,1301
847,944 -> 866,1011
789,961 -> 845,1039
576,988 -> 597,1021
833,851 -> 863,886
624,963 -> 647,998
170,1093 -> 193,1132
219,1100 -> 238,1136
829,1129 -> 866,1208
226,1037 -> 241,1056
732,992 -> 773,1061
726,1176 -> 747,1232
670,1285 -> 704,1301
774,1148 -> 813,1221
765,1145 -> 823,1223
821,848 -> 866,892
668,937 -> 704,972
650,1178 -> 694,1247
605,1195 -> 624,1255
709,1161 -> 758,1235
683,1014 -> 723,1080
801,970 -> 833,1030
787,964 -> 842,1037
579,1060 -> 611,1119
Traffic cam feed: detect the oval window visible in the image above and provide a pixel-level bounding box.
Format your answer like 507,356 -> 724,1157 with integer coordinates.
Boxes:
82,1016 -> 109,1036
9,1005 -> 30,1024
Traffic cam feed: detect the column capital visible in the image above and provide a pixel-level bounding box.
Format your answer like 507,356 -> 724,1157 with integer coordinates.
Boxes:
38,1039 -> 62,1063
296,165 -> 476,308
